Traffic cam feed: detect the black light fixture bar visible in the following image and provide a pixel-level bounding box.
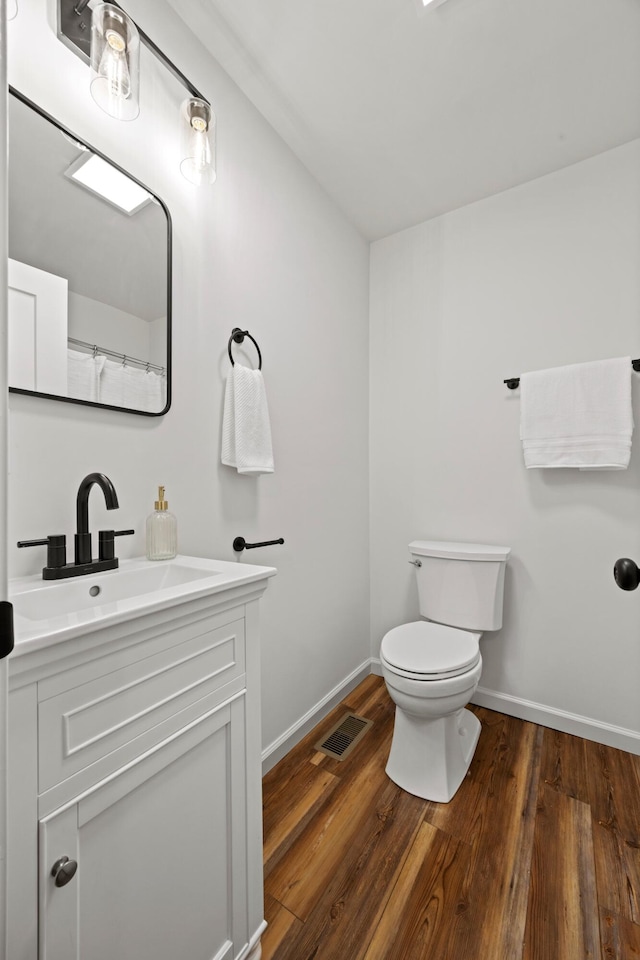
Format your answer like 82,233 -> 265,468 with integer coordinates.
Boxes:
57,0 -> 208,104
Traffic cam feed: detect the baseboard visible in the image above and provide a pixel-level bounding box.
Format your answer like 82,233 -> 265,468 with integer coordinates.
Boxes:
370,657 -> 383,677
473,685 -> 640,757
261,658 -> 374,775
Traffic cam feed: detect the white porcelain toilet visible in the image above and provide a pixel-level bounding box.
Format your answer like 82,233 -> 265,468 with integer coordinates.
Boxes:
381,539 -> 510,803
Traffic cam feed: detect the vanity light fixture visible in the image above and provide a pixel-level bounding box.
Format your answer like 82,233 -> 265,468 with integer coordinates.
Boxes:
65,152 -> 153,215
57,0 -> 216,184
90,3 -> 140,121
6,0 -> 18,20
180,98 -> 216,186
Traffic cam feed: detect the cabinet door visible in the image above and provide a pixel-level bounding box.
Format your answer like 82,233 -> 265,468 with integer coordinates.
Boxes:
39,697 -> 248,960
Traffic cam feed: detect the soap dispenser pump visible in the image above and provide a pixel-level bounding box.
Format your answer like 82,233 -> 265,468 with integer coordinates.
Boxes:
146,486 -> 177,561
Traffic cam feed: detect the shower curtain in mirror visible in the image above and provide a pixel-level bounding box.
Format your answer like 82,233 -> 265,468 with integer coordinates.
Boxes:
67,348 -> 165,412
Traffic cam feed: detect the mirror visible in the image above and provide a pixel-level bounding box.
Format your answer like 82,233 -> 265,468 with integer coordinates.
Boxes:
7,88 -> 171,416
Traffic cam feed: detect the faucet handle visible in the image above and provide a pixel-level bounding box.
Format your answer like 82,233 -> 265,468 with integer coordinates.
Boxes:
98,529 -> 135,562
17,535 -> 67,569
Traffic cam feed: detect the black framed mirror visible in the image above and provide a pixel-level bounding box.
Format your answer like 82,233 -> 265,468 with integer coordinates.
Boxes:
7,88 -> 171,416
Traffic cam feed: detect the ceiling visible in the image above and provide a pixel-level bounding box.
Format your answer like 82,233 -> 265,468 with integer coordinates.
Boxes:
167,0 -> 640,240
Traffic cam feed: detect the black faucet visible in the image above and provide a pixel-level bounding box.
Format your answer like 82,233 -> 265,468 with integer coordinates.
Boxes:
17,473 -> 134,580
75,472 -> 119,565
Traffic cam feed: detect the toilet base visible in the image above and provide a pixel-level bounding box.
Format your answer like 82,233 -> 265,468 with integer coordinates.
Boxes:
385,706 -> 481,803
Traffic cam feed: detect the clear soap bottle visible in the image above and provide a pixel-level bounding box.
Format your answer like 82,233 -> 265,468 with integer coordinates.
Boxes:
146,485 -> 177,560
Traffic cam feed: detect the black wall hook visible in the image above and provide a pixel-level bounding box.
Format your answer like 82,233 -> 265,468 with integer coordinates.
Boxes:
614,557 -> 640,591
228,328 -> 262,369
233,536 -> 284,552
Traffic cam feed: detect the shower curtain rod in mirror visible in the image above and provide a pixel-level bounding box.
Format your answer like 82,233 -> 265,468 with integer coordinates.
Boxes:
68,337 -> 165,375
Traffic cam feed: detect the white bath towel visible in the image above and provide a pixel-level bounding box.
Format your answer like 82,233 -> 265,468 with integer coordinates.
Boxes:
520,356 -> 633,469
221,364 -> 274,475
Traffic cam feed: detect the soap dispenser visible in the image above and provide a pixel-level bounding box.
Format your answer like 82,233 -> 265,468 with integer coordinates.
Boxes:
146,486 -> 177,560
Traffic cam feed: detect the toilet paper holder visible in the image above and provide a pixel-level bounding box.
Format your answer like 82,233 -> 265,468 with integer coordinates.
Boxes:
233,536 -> 284,552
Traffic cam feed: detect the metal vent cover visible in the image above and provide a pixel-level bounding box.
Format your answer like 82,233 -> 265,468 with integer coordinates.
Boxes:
315,712 -> 373,761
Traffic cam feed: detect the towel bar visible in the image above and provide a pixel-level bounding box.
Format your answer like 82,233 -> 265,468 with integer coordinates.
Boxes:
504,358 -> 640,389
228,328 -> 262,369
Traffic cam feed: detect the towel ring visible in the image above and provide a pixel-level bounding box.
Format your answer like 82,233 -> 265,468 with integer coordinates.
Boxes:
228,328 -> 262,369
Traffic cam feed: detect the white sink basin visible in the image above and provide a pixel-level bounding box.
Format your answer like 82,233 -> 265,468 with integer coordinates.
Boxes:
13,560 -> 218,621
9,555 -> 276,654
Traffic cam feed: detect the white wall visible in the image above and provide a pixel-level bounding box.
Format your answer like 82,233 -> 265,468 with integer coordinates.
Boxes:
370,139 -> 640,749
7,0 -> 370,756
68,293 -> 161,365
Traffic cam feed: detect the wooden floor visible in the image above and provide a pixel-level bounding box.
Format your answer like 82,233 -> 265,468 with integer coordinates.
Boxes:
261,675 -> 640,960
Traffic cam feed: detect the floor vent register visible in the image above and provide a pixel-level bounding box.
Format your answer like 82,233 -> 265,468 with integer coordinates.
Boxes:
315,712 -> 373,761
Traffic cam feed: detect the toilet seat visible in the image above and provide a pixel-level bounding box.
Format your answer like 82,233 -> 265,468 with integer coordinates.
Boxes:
381,621 -> 481,680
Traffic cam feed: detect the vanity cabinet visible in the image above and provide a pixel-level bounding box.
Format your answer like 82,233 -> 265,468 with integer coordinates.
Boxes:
7,568 -> 273,960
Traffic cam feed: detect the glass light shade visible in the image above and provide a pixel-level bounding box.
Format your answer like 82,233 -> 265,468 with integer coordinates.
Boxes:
90,3 -> 140,121
6,0 -> 18,20
180,98 -> 216,186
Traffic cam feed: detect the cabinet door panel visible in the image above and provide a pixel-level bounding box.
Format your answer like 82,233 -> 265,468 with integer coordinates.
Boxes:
39,699 -> 246,960
39,617 -> 245,793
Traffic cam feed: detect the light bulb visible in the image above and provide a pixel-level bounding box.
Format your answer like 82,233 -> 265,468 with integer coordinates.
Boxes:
90,4 -> 140,121
98,31 -> 132,101
180,98 -> 216,186
182,123 -> 211,184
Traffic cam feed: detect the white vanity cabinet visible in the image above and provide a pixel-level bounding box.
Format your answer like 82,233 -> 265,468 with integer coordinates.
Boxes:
7,560 -> 274,960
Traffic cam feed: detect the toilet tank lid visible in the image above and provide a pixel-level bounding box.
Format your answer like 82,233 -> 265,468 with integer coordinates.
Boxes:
409,540 -> 511,562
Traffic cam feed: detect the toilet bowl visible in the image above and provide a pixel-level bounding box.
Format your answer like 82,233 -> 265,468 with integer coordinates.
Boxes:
381,621 -> 483,803
381,540 -> 510,803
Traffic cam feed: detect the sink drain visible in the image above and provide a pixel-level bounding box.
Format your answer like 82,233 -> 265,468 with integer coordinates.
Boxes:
89,585 -> 101,598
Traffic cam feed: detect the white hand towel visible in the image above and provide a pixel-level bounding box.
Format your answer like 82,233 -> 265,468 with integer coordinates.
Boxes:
221,364 -> 274,475
520,356 -> 633,469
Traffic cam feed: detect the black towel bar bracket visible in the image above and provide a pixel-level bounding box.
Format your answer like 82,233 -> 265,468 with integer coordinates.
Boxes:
233,536 -> 284,552
504,358 -> 640,389
228,328 -> 262,369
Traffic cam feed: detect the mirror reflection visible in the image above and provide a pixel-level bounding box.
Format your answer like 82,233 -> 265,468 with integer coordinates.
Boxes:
7,89 -> 171,416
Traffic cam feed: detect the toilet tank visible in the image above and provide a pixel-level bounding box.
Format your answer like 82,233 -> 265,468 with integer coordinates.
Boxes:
409,540 -> 511,632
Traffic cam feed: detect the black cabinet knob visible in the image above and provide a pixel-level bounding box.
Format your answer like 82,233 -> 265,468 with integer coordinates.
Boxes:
51,856 -> 78,888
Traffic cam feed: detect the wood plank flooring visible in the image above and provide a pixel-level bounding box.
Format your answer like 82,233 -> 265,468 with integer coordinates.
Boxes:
261,675 -> 640,960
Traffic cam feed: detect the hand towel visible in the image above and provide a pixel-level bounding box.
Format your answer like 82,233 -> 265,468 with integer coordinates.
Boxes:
520,356 -> 633,469
221,364 -> 274,475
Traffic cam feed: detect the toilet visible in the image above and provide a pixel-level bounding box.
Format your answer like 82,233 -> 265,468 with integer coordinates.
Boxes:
380,539 -> 510,803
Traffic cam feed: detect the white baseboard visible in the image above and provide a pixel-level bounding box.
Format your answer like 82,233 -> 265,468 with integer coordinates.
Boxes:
472,685 -> 640,757
261,658 -> 374,775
